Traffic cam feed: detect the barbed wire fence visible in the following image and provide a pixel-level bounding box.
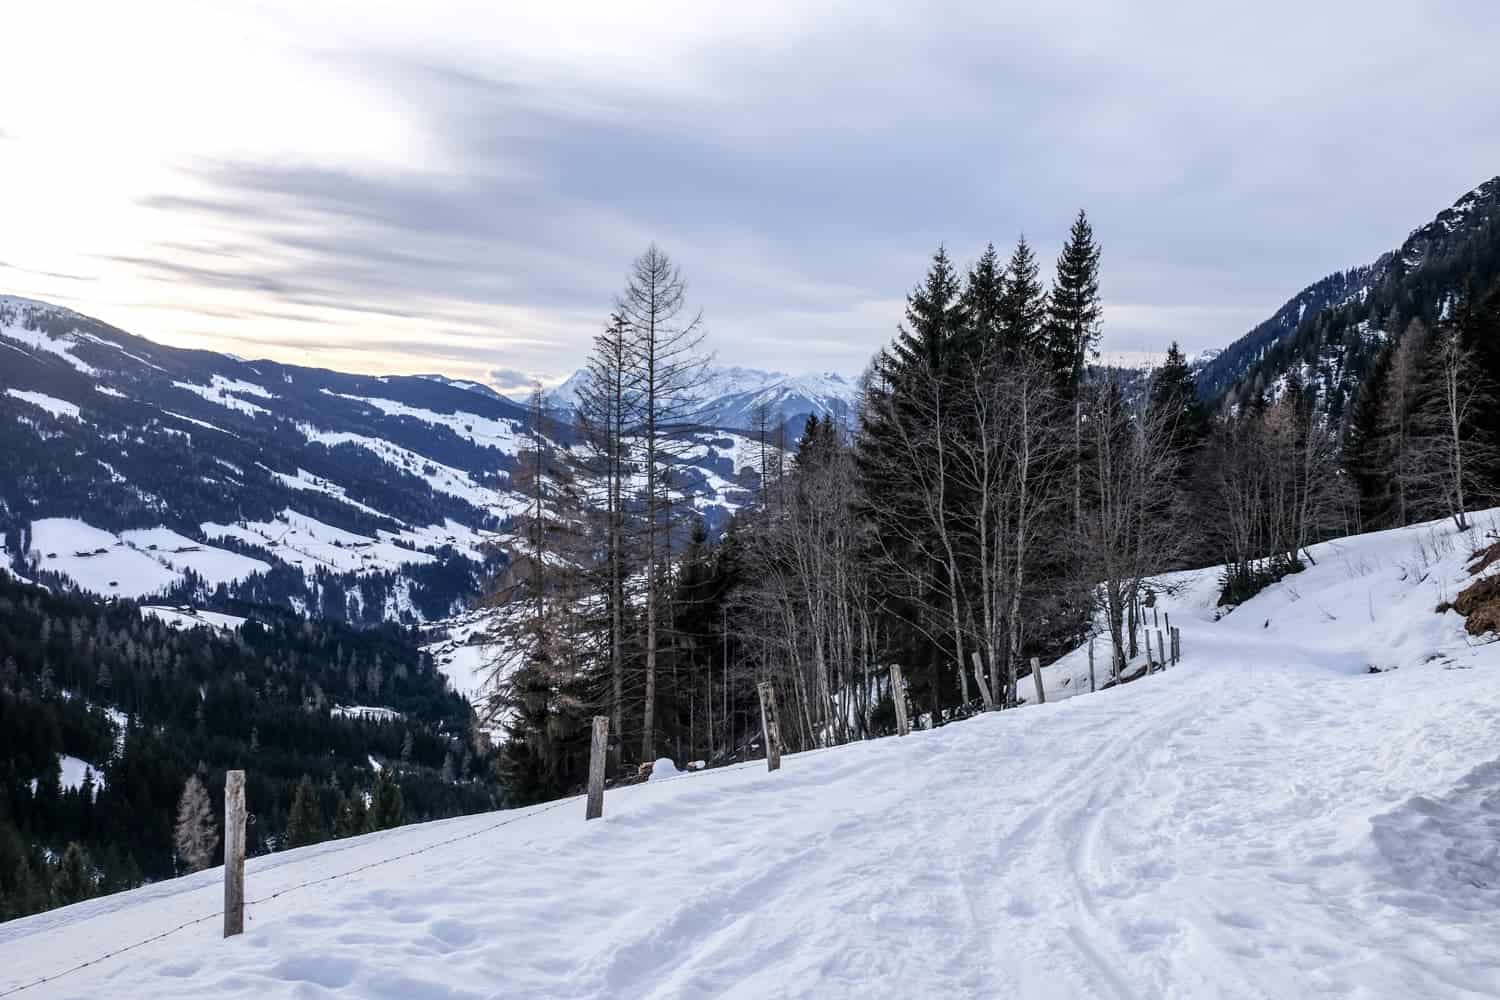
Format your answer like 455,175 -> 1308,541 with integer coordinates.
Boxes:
0,726 -> 869,998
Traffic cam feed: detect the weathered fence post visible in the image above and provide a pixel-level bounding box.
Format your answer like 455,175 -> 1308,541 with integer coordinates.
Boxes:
969,650 -> 995,711
756,681 -> 783,770
889,664 -> 911,736
1157,630 -> 1167,669
1087,637 -> 1096,693
1030,656 -> 1046,705
1152,605 -> 1160,628
224,769 -> 246,938
1143,631 -> 1155,673
585,716 -> 608,820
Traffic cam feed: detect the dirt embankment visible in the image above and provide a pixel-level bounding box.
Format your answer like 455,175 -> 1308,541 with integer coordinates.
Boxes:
1444,541 -> 1500,636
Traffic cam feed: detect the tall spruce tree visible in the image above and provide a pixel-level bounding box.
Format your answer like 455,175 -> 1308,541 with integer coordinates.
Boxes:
333,791 -> 369,838
285,774 -> 324,848
1149,343 -> 1209,451
997,235 -> 1048,361
53,842 -> 95,905
1046,211 -> 1103,391
370,766 -> 403,831
959,243 -> 1004,361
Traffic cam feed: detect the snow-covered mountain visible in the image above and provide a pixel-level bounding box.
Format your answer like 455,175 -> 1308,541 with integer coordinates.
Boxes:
1197,174 -> 1500,410
0,296 -> 769,620
545,364 -> 862,435
6,509 -> 1498,997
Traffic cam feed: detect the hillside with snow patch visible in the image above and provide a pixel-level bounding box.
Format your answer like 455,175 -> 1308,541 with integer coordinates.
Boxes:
1,295 -> 779,625
4,512 -> 1498,998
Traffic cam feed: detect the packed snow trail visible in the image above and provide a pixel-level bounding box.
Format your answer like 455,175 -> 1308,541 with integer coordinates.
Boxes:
3,515 -> 1500,998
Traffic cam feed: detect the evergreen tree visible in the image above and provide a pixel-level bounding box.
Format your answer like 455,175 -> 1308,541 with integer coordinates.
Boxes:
1045,211 -> 1103,391
1149,343 -> 1209,452
333,791 -> 369,838
173,774 -> 217,872
370,767 -> 403,831
997,235 -> 1048,361
958,243 -> 1004,360
285,774 -> 324,848
886,245 -> 966,376
53,842 -> 95,906
1343,338 -> 1395,530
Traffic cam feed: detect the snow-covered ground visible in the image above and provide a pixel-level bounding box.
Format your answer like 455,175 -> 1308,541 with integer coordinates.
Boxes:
24,518 -> 270,598
421,607 -> 503,701
5,388 -> 83,421
4,513 -> 1500,998
140,606 -> 249,634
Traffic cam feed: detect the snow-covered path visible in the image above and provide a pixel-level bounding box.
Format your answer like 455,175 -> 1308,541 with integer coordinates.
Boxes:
4,516 -> 1500,998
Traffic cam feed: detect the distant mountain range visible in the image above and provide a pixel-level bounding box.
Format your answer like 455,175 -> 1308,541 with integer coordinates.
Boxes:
537,364 -> 862,436
0,297 -> 770,621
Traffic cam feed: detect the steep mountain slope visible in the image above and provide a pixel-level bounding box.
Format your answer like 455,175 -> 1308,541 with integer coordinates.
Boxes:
1198,175 -> 1500,420
546,363 -> 862,435
0,297 -> 769,620
5,512 -> 1498,998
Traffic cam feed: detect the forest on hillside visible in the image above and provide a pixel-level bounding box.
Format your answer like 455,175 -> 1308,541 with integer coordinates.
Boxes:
492,218 -> 1500,803
0,577 -> 502,922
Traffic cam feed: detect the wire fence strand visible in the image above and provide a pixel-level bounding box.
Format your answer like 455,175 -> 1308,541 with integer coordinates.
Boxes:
0,733 -> 867,998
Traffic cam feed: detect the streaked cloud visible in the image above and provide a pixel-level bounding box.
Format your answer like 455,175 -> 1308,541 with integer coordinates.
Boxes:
2,1 -> 1497,388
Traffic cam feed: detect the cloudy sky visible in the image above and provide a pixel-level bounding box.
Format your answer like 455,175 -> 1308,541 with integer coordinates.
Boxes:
2,2 -> 1498,390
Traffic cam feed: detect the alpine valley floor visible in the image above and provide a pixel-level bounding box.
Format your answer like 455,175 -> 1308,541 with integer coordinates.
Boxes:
3,513 -> 1499,999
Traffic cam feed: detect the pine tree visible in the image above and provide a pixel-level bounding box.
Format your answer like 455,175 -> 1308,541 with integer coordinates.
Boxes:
285,774 -> 324,848
370,767 -> 403,831
333,791 -> 368,838
1045,211 -> 1103,391
53,842 -> 95,905
173,774 -> 218,872
1343,338 -> 1394,530
958,243 -> 1004,360
886,245 -> 966,377
1149,343 -> 1209,452
997,235 -> 1048,361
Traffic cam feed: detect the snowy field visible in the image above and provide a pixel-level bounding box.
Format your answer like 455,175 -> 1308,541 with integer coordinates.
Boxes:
3,513 -> 1499,998
24,518 -> 270,599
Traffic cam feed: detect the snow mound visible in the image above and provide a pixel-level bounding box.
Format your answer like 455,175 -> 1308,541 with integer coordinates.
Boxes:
647,757 -> 683,781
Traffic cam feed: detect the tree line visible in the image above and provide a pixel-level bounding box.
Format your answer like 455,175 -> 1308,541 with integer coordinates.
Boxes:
492,218 -> 1499,804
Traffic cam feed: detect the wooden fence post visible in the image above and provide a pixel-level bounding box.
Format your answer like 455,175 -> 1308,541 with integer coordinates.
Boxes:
1087,637 -> 1096,693
224,769 -> 245,938
1157,630 -> 1166,669
1152,605 -> 1159,628
1144,631 -> 1155,673
585,716 -> 608,820
969,650 -> 995,711
1030,656 -> 1046,705
889,665 -> 910,736
756,681 -> 783,770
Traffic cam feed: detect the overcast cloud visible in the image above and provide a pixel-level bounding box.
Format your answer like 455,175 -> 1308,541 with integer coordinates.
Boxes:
2,1 -> 1498,387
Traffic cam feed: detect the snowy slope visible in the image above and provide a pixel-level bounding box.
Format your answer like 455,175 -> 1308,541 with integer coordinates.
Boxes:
4,522 -> 1499,998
